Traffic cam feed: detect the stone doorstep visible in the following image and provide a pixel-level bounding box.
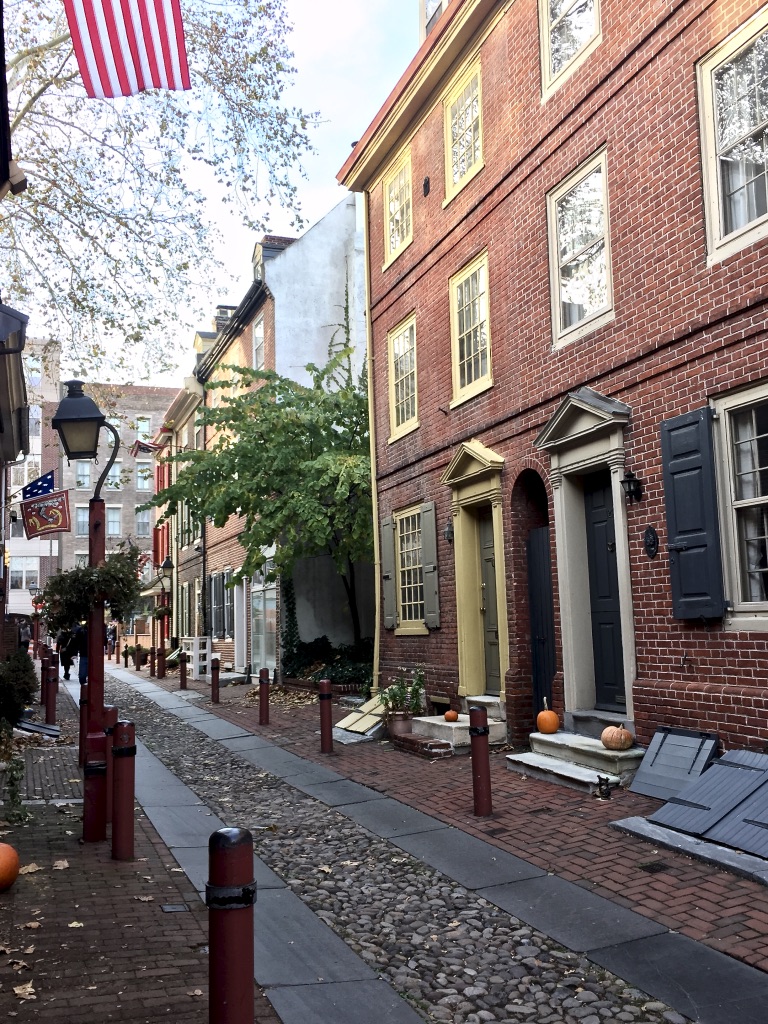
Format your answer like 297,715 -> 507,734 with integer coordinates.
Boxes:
506,751 -> 622,792
530,730 -> 644,776
411,714 -> 508,750
462,694 -> 506,721
390,732 -> 454,759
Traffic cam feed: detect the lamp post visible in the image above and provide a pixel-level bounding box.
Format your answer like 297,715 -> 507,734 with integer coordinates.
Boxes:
160,555 -> 173,647
52,379 -> 120,842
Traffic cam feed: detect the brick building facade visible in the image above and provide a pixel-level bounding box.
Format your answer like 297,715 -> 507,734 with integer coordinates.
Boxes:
340,0 -> 768,750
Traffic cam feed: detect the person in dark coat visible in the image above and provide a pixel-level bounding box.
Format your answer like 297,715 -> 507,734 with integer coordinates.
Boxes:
66,623 -> 88,684
56,627 -> 74,680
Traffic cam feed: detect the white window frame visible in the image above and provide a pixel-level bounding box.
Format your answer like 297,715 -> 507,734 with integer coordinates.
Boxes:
253,315 -> 265,371
106,460 -> 122,490
106,505 -> 122,538
387,313 -> 419,441
382,150 -> 413,268
135,508 -> 151,538
713,381 -> 768,630
135,461 -> 153,491
75,552 -> 88,569
443,61 -> 484,205
9,556 -> 39,591
75,461 -> 92,489
539,0 -> 601,100
449,250 -> 492,407
698,7 -> 768,266
75,506 -> 89,537
393,504 -> 428,636
547,148 -> 614,347
135,416 -> 151,442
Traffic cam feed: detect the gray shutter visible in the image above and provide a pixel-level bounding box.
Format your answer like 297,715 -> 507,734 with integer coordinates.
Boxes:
380,516 -> 397,629
421,501 -> 440,629
660,407 -> 725,619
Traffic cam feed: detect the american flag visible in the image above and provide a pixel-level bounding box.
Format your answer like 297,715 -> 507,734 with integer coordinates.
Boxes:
22,471 -> 55,501
63,0 -> 191,99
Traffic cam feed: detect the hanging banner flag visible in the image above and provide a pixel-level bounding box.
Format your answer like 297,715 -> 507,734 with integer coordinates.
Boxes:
22,470 -> 55,501
21,490 -> 72,539
63,0 -> 191,99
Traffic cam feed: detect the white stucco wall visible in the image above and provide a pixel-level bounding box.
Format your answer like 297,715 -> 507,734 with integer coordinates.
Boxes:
265,194 -> 366,385
293,555 -> 375,646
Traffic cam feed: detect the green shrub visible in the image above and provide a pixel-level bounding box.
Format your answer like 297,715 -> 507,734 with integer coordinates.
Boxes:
0,651 -> 38,726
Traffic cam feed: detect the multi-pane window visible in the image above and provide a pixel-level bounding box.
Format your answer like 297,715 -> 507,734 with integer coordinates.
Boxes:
107,417 -> 121,446
106,507 -> 121,537
395,507 -> 425,626
383,155 -> 412,265
136,461 -> 153,491
75,507 -> 89,537
548,150 -> 613,343
224,569 -> 234,637
135,508 -> 150,538
445,65 -> 483,201
699,11 -> 768,262
75,461 -> 91,489
135,416 -> 151,441
540,0 -> 600,95
180,582 -> 191,638
29,405 -> 41,437
253,316 -> 265,371
450,252 -> 492,403
75,553 -> 88,569
106,461 -> 122,490
388,316 -> 418,438
10,557 -> 38,590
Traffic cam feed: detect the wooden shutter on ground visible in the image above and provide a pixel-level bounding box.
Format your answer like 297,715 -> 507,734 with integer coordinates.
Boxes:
660,407 -> 725,619
380,516 -> 397,629
421,501 -> 440,629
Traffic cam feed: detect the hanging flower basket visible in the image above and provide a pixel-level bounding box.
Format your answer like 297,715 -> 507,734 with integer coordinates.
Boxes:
152,606 -> 172,620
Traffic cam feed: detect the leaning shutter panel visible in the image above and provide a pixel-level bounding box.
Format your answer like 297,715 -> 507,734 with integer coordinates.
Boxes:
421,501 -> 440,629
660,407 -> 725,619
380,516 -> 397,629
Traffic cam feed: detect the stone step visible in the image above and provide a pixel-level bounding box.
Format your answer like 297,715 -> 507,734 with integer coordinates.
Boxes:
390,733 -> 453,760
569,708 -> 631,740
528,730 -> 644,782
463,695 -> 505,721
411,714 -> 507,750
505,751 -> 622,793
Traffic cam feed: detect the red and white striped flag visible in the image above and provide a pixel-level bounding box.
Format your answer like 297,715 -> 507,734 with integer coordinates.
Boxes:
63,0 -> 191,99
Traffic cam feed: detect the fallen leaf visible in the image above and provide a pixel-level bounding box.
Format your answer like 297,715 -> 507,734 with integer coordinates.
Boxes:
22,947 -> 34,954
10,960 -> 29,972
187,989 -> 203,997
13,982 -> 36,1001
67,922 -> 84,929
135,896 -> 154,902
19,923 -> 40,930
318,865 -> 332,874
18,864 -> 42,875
67,778 -> 80,783
52,860 -> 69,871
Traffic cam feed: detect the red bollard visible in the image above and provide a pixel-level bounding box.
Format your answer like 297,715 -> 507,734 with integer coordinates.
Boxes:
50,652 -> 60,693
157,646 -> 166,680
207,827 -> 256,1024
179,651 -> 187,690
78,682 -> 89,767
469,705 -> 493,817
258,668 -> 269,726
112,720 -> 136,861
45,663 -> 57,726
149,647 -> 156,677
83,761 -> 108,843
319,678 -> 333,754
40,655 -> 49,704
211,657 -> 220,704
103,706 -> 119,824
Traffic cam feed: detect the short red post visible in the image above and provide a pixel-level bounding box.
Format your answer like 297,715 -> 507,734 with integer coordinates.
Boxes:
319,678 -> 333,754
45,662 -> 57,726
157,646 -> 166,680
40,655 -> 49,704
211,656 -> 220,704
179,651 -> 187,690
50,652 -> 60,693
103,706 -> 118,824
207,827 -> 256,1024
78,682 -> 89,767
83,760 -> 107,843
111,720 -> 136,861
469,705 -> 493,817
149,647 -> 156,677
258,668 -> 269,726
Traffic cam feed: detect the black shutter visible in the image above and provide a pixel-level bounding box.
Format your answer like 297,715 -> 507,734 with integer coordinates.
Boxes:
421,501 -> 440,628
380,516 -> 397,629
660,407 -> 725,619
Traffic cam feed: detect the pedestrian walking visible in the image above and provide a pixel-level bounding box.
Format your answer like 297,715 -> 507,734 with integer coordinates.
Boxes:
67,622 -> 89,683
56,626 -> 74,680
18,619 -> 31,652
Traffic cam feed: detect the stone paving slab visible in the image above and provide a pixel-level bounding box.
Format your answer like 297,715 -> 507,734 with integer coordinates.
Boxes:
290,777 -> 389,807
169,843 -> 287,894
166,704 -> 217,721
252,888 -> 377,986
141,802 -> 226,847
233,746 -> 322,776
266,979 -> 425,1024
220,733 -> 283,753
337,795 -> 449,836
478,874 -> 668,951
185,716 -> 253,741
392,826 -> 545,888
589,932 -> 768,1024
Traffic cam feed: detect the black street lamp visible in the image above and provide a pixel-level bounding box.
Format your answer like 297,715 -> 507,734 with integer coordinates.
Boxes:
51,379 -> 121,843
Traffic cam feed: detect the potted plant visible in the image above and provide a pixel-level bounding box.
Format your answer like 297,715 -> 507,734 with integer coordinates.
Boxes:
380,667 -> 425,737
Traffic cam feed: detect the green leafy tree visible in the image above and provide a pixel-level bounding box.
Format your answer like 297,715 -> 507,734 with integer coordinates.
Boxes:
42,543 -> 143,632
2,0 -> 315,377
148,351 -> 373,644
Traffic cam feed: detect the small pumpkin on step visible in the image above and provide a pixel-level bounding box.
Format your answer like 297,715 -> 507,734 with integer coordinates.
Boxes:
600,722 -> 633,750
444,709 -> 459,722
536,698 -> 559,734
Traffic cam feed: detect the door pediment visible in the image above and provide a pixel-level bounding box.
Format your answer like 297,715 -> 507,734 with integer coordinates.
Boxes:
441,438 -> 504,488
536,387 -> 631,454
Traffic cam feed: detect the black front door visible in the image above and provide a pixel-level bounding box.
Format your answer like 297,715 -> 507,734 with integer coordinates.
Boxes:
584,471 -> 625,709
526,525 -> 556,716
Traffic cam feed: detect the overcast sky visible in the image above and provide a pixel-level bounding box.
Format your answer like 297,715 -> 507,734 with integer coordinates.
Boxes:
186,0 -> 419,346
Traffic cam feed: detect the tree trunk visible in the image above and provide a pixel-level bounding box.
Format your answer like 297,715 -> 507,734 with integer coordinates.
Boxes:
339,557 -> 362,647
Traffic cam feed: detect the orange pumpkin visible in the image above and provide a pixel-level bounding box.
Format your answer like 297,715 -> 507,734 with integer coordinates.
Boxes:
601,723 -> 633,750
536,698 -> 559,734
0,843 -> 20,893
444,709 -> 459,722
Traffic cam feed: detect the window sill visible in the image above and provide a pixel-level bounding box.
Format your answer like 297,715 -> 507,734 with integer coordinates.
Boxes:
553,307 -> 615,349
395,623 -> 429,636
722,612 -> 768,632
442,160 -> 485,208
388,420 -> 420,444
449,377 -> 493,409
382,236 -> 413,272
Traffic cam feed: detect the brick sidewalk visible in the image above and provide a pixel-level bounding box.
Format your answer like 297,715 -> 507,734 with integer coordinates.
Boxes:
143,667 -> 768,974
0,684 -> 280,1023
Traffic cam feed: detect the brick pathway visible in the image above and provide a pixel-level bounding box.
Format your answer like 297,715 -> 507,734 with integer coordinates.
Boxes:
146,668 -> 768,974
